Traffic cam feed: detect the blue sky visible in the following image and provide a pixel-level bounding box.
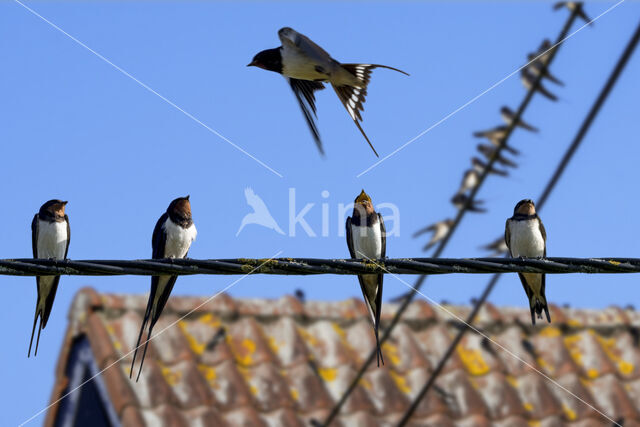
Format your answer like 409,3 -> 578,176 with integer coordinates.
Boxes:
1,1 -> 640,425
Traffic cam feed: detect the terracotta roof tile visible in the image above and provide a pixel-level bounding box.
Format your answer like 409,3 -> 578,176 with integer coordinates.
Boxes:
46,288 -> 640,426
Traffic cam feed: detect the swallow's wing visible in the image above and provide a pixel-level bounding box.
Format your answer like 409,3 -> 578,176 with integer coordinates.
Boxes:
346,216 -> 356,258
538,218 -> 547,256
152,213 -> 168,259
64,215 -> 71,259
378,213 -> 386,260
31,214 -> 38,258
278,27 -> 333,64
288,78 -> 326,155
504,219 -> 512,255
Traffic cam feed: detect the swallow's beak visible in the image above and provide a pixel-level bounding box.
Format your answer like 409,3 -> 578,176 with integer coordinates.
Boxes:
62,201 -> 68,205
185,195 -> 190,201
247,60 -> 257,67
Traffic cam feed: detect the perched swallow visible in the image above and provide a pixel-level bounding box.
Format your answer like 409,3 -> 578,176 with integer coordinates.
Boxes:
413,219 -> 453,251
457,169 -> 480,195
473,126 -> 520,155
521,69 -> 558,101
526,54 -> 564,86
500,106 -> 539,132
553,2 -> 592,24
472,157 -> 509,177
477,144 -> 518,168
451,193 -> 486,213
29,200 -> 70,357
249,27 -> 408,157
131,196 -> 197,381
505,199 -> 550,325
536,39 -> 554,65
480,236 -> 509,256
346,190 -> 386,366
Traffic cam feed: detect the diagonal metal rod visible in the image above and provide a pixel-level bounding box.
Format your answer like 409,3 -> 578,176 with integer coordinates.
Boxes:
321,9 -> 580,427
398,15 -> 640,427
2,257 -> 640,276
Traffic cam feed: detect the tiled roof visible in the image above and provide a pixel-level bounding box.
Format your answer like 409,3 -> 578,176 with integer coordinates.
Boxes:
45,287 -> 640,426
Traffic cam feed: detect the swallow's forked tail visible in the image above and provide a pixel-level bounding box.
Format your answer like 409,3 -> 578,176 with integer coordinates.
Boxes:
375,324 -> 385,368
529,295 -> 551,325
130,301 -> 154,382
333,64 -> 409,158
28,310 -> 42,358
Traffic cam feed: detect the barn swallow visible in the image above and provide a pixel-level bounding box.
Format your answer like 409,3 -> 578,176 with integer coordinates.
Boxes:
346,190 -> 386,366
131,196 -> 197,381
505,199 -> 550,325
477,144 -> 518,168
480,236 -> 508,256
248,27 -> 408,157
553,2 -> 592,24
472,157 -> 509,177
536,39 -> 554,65
29,200 -> 70,357
451,193 -> 486,213
473,126 -> 520,155
500,106 -> 539,132
457,169 -> 479,194
521,69 -> 558,101
413,219 -> 453,251
526,54 -> 564,86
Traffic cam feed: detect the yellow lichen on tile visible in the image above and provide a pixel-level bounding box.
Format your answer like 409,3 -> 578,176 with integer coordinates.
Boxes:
290,388 -> 299,401
568,319 -> 583,327
158,362 -> 182,386
587,368 -> 599,379
457,346 -> 490,376
564,335 -> 583,366
619,361 -> 634,375
332,323 -> 347,341
539,326 -> 562,338
359,377 -> 372,390
595,333 -> 635,376
506,375 -> 518,388
318,367 -> 337,382
197,364 -> 219,388
105,324 -> 122,351
536,357 -> 555,375
198,313 -> 221,329
297,327 -> 317,347
382,342 -> 401,366
523,402 -> 534,412
267,336 -> 280,355
562,403 -> 577,421
389,370 -> 411,395
527,421 -> 541,427
178,321 -> 205,355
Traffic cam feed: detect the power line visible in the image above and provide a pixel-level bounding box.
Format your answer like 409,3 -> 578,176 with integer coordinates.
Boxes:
2,257 -> 640,277
398,16 -> 640,427
321,8 -> 582,426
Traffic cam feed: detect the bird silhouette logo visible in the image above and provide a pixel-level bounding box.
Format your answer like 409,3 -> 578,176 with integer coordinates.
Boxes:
236,187 -> 285,236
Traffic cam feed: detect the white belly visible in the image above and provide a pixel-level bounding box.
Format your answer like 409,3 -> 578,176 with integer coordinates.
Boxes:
351,223 -> 383,260
163,219 -> 197,258
508,219 -> 545,258
37,219 -> 68,259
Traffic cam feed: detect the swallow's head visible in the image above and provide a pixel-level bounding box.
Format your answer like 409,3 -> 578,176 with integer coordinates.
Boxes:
248,48 -> 282,73
40,199 -> 68,218
168,195 -> 192,221
354,189 -> 375,215
514,199 -> 536,216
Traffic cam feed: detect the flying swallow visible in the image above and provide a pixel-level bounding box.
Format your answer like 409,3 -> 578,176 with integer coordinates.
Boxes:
346,190 -> 386,366
131,196 -> 197,381
413,219 -> 453,251
500,106 -> 539,132
521,69 -> 558,101
473,126 -> 520,155
29,200 -> 70,357
526,54 -> 564,86
480,236 -> 509,256
477,144 -> 518,168
505,199 -> 550,325
451,193 -> 486,213
248,27 -> 408,157
457,169 -> 480,195
472,157 -> 509,177
553,2 -> 592,24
